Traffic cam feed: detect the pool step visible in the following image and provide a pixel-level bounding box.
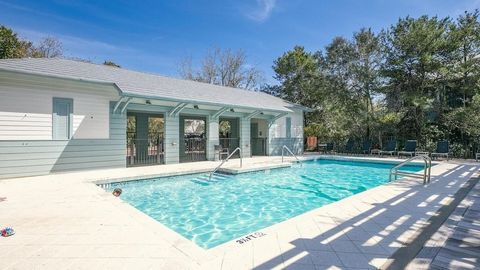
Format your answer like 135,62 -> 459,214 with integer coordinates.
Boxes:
191,173 -> 234,186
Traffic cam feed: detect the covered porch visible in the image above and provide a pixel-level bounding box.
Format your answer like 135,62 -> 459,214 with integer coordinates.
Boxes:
115,96 -> 295,167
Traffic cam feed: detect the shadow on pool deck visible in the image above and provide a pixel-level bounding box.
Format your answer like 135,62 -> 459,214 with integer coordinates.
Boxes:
406,178 -> 480,270
250,163 -> 480,270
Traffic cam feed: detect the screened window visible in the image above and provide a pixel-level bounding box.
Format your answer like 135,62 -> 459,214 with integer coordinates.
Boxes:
148,117 -> 164,135
184,119 -> 206,138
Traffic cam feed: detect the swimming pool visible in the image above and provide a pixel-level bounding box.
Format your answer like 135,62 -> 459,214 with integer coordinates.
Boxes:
103,159 -> 424,248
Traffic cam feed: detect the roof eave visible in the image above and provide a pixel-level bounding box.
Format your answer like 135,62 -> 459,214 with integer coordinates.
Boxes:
284,102 -> 314,112
0,68 -> 123,96
121,92 -> 293,114
0,67 -> 293,114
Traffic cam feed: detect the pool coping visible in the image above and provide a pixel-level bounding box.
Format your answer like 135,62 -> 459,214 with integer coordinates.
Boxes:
93,154 -> 438,185
1,155 -> 477,269
92,155 -> 442,252
204,157 -> 436,252
198,160 -> 479,269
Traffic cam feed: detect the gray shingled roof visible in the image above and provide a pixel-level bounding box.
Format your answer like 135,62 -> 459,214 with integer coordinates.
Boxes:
0,58 -> 307,112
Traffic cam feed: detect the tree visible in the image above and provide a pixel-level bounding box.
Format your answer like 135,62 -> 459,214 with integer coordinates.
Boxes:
1,25 -> 64,59
270,11 -> 480,157
103,60 -> 121,68
0,25 -> 34,58
448,10 -> 480,107
322,37 -> 361,131
271,44 -> 368,139
439,11 -> 480,152
351,28 -> 383,138
178,56 -> 196,81
259,84 -> 281,97
381,15 -> 452,139
178,48 -> 263,90
219,120 -> 231,137
272,46 -> 322,109
36,36 -> 63,58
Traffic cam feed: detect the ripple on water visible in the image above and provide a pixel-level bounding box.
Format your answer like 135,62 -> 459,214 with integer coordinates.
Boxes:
107,159 -> 424,248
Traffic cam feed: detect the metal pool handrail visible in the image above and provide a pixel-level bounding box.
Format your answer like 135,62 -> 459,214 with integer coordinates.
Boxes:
282,145 -> 300,164
389,155 -> 432,184
209,147 -> 242,180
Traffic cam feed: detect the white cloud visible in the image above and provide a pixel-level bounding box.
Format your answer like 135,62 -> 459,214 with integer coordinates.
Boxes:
246,0 -> 277,22
15,27 -> 180,76
16,28 -> 135,60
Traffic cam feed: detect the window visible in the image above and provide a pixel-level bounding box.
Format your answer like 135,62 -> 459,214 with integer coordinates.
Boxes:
184,119 -> 206,138
219,120 -> 232,138
148,116 -> 164,141
286,117 -> 291,138
52,98 -> 73,140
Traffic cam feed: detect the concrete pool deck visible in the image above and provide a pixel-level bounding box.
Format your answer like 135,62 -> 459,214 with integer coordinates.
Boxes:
0,155 -> 479,269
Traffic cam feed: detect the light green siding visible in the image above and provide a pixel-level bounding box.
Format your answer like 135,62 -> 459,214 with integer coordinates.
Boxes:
268,138 -> 303,155
286,117 -> 292,138
206,117 -> 219,161
164,114 -> 180,164
239,117 -> 251,157
0,102 -> 126,179
267,111 -> 304,156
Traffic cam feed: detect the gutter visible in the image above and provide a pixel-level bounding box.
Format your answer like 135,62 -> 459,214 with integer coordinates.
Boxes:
120,92 -> 293,114
0,68 -> 124,96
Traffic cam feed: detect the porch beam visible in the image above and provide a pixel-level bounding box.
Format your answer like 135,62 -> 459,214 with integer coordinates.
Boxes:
113,96 -> 126,114
168,102 -> 185,117
173,103 -> 188,117
168,102 -> 187,117
120,97 -> 133,114
268,112 -> 288,126
212,106 -> 230,119
244,110 -> 262,120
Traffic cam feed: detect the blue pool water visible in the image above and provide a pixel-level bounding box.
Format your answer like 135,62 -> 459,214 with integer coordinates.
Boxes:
104,159 -> 423,248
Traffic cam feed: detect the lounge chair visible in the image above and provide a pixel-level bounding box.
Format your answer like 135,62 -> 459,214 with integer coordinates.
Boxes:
341,139 -> 355,155
398,140 -> 417,157
476,145 -> 479,162
431,140 -> 449,161
379,140 -> 397,156
361,141 -> 371,155
326,142 -> 336,154
214,144 -> 229,160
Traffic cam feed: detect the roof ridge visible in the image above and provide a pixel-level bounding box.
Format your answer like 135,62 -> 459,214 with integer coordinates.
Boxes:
8,57 -> 276,97
0,57 -> 308,112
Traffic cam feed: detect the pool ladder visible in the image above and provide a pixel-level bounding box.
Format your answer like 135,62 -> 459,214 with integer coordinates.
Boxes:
282,145 -> 301,164
389,155 -> 432,185
209,147 -> 242,180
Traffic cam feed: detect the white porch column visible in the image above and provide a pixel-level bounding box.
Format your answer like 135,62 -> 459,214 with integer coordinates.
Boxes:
164,114 -> 180,164
240,117 -> 251,158
207,116 -> 219,161
267,121 -> 276,155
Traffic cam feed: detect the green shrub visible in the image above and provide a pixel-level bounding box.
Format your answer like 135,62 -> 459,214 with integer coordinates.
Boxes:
450,143 -> 467,158
422,140 -> 437,153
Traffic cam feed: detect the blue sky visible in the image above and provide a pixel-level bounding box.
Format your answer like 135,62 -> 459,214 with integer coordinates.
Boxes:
2,0 -> 480,84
